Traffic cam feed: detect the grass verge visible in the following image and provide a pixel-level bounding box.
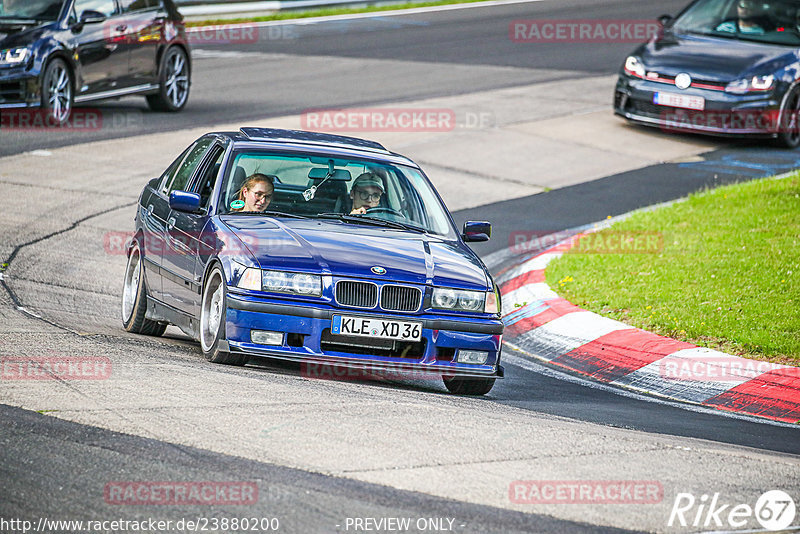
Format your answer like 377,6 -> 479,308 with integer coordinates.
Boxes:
186,0 -> 494,27
545,174 -> 800,365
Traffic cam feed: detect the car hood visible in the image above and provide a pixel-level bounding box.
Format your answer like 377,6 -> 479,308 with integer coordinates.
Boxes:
0,22 -> 50,48
638,32 -> 797,81
220,217 -> 490,290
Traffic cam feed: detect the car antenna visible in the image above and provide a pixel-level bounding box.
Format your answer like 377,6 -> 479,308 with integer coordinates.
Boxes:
302,159 -> 335,201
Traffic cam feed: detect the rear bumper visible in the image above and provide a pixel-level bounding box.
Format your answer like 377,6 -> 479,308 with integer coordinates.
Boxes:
226,293 -> 504,379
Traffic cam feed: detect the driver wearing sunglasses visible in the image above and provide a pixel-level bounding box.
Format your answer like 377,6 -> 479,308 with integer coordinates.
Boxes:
349,173 -> 385,215
716,0 -> 771,34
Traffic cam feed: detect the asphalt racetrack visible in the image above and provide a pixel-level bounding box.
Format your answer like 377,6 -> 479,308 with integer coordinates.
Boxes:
1,0 -> 799,532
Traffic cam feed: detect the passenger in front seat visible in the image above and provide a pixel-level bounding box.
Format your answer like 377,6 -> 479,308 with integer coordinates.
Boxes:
235,173 -> 274,212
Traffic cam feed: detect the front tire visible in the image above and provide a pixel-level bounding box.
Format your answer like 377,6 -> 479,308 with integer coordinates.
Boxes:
442,375 -> 496,395
147,46 -> 190,112
200,265 -> 248,366
41,58 -> 73,126
777,87 -> 800,148
122,242 -> 167,336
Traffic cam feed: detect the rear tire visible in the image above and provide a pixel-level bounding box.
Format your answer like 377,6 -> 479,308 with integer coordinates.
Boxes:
442,375 -> 496,395
777,86 -> 800,148
147,46 -> 190,112
200,265 -> 248,366
122,242 -> 167,336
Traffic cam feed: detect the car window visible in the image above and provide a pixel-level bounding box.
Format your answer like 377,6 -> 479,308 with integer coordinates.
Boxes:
0,0 -> 64,20
219,151 -> 456,238
166,138 -> 213,195
119,0 -> 157,13
73,0 -> 117,17
673,0 -> 800,45
194,146 -> 226,208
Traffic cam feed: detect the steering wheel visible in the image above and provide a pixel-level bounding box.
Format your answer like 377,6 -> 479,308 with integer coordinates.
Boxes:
366,207 -> 405,218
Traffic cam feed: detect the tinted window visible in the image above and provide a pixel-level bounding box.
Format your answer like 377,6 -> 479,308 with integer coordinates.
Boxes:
119,0 -> 157,13
73,0 -> 116,17
167,139 -> 213,194
673,0 -> 800,45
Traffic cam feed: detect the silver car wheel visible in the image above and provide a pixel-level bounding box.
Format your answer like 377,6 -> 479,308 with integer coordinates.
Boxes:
121,246 -> 141,323
200,270 -> 224,352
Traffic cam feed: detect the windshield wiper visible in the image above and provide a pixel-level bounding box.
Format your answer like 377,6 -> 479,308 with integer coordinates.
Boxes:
229,210 -> 307,219
316,213 -> 426,233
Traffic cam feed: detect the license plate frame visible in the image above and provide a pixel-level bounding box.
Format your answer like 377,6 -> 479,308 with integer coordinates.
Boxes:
331,315 -> 422,342
653,91 -> 705,111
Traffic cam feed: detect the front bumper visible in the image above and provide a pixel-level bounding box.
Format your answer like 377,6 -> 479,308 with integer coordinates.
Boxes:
225,292 -> 505,379
0,68 -> 40,108
614,74 -> 782,137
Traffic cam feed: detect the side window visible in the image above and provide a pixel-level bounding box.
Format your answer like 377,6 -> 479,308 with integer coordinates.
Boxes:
194,146 -> 226,209
167,138 -> 213,195
119,0 -> 157,13
73,0 -> 117,17
158,147 -> 190,195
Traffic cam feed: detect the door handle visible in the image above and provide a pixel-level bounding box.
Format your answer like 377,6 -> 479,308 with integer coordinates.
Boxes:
146,204 -> 154,216
167,217 -> 176,230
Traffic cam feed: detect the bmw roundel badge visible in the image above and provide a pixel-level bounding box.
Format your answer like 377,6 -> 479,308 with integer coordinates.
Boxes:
371,266 -> 387,275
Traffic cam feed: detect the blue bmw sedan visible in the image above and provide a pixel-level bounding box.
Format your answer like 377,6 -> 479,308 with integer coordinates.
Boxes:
615,0 -> 800,147
122,128 -> 504,395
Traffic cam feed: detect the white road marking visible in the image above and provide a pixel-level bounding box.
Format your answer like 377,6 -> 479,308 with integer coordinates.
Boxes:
503,350 -> 798,428
186,0 -> 551,31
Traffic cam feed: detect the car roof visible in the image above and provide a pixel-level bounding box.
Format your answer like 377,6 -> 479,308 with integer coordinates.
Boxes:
208,128 -> 419,168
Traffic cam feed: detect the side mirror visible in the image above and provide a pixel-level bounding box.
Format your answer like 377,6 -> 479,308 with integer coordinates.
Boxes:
72,10 -> 106,31
81,10 -> 107,24
658,14 -> 673,26
463,221 -> 491,242
169,190 -> 202,213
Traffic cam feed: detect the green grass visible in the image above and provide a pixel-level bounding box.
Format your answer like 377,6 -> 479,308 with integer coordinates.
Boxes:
546,174 -> 800,365
186,0 -> 492,27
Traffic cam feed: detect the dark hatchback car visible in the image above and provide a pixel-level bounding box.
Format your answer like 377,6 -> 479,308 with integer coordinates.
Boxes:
615,0 -> 800,147
0,0 -> 190,125
122,128 -> 505,395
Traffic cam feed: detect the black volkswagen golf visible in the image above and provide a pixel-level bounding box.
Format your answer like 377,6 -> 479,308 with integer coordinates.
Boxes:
615,0 -> 800,147
0,0 -> 190,125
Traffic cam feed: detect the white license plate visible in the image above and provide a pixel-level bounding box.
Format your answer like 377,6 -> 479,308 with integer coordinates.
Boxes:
653,92 -> 705,111
331,315 -> 422,341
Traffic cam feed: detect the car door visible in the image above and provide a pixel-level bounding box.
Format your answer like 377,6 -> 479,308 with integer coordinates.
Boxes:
70,0 -> 130,96
142,145 -> 189,301
160,137 -> 214,314
116,0 -> 161,87
174,143 -> 227,316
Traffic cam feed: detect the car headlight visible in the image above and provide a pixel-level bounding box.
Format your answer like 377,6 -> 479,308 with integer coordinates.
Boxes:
237,268 -> 322,297
725,74 -> 774,94
432,287 -> 488,312
624,56 -> 645,79
0,47 -> 31,66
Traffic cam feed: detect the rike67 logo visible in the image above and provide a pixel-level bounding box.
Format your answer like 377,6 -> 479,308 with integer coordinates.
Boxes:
668,490 -> 796,531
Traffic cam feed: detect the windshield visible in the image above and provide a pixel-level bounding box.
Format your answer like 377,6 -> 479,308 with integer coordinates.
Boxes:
673,0 -> 800,45
0,0 -> 64,20
218,151 -> 456,238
